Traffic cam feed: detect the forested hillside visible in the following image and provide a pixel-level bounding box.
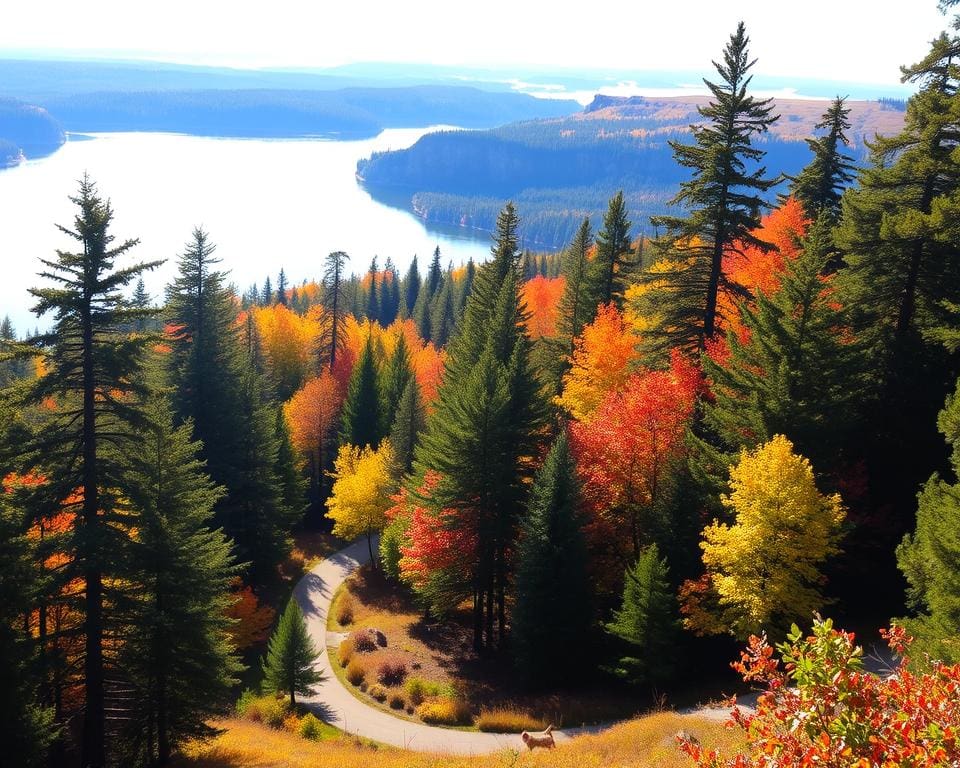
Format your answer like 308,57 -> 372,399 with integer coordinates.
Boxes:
0,98 -> 64,166
358,96 -> 906,247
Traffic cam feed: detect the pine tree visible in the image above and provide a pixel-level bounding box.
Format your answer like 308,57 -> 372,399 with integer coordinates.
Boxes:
788,96 -> 856,221
277,268 -> 288,306
429,271 -> 456,347
412,285 -> 432,341
558,217 -> 595,352
365,256 -> 380,323
318,251 -> 349,372
591,191 -> 632,306
20,176 -> 161,768
413,202 -> 544,649
605,544 -> 680,684
389,377 -> 426,476
426,246 -> 443,300
380,333 -> 413,433
401,255 -> 421,319
261,275 -> 273,307
897,377 -> 960,664
643,22 -> 780,354
275,407 -> 307,525
381,257 -> 401,324
340,334 -> 383,449
702,216 -> 861,473
118,396 -> 241,766
130,277 -> 153,332
512,433 -> 592,686
262,599 -> 322,707
456,258 -> 476,320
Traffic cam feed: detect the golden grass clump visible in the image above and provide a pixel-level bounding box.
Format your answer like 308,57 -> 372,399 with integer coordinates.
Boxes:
335,594 -> 355,626
476,707 -> 549,733
338,637 -> 355,668
368,683 -> 388,703
416,697 -> 473,726
345,658 -> 367,686
388,692 -> 405,710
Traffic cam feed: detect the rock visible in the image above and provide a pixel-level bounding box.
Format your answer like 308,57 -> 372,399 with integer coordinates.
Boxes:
675,730 -> 700,746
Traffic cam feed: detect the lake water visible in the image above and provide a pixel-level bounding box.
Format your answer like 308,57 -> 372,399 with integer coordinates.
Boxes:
0,128 -> 495,333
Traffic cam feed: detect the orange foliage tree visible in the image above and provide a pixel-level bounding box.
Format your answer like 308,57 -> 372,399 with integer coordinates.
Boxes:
252,304 -> 319,400
556,303 -> 640,421
521,275 -> 566,338
224,579 -> 276,650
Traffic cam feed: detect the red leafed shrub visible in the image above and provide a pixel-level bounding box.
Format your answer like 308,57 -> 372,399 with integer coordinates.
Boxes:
376,655 -> 408,687
679,616 -> 960,767
350,629 -> 378,653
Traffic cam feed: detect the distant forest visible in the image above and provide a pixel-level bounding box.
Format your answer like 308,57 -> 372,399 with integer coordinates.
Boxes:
357,96 -> 904,248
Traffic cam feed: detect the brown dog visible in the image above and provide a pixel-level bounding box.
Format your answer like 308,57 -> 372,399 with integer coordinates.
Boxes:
521,724 -> 555,750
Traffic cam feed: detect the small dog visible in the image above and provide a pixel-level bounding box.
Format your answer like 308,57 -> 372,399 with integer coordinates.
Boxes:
521,724 -> 555,750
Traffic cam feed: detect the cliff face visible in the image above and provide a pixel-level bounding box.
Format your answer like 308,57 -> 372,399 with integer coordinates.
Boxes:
0,98 -> 65,164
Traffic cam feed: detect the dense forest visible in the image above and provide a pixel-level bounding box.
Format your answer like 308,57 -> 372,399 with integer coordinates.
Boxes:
4,7 -> 960,768
0,98 -> 64,166
358,96 -> 906,247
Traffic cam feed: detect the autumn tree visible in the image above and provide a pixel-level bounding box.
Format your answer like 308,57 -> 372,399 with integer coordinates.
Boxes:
686,435 -> 845,639
18,176 -> 161,767
556,302 -> 639,421
787,96 -> 856,221
118,396 -> 241,766
512,433 -> 592,686
326,441 -> 397,564
317,250 -> 349,372
605,543 -> 680,685
897,377 -> 960,664
262,599 -> 322,707
644,22 -> 780,354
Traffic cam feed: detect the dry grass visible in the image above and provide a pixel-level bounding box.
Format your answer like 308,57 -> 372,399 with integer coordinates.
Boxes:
417,698 -> 474,726
477,707 -> 549,733
172,711 -> 743,767
345,658 -> 367,686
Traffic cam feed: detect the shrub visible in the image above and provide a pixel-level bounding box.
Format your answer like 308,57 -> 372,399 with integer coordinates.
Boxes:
368,683 -> 388,702
376,655 -> 408,687
282,713 -> 302,733
235,693 -> 290,728
346,658 -> 366,686
477,707 -> 549,733
405,677 -> 455,706
389,693 -> 405,710
351,629 -> 378,653
359,680 -> 368,692
338,637 -> 354,668
416,697 -> 473,726
298,712 -> 324,741
335,595 -> 355,626
235,689 -> 258,717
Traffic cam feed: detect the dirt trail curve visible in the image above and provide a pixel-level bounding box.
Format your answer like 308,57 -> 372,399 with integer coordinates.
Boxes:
292,536 -> 734,755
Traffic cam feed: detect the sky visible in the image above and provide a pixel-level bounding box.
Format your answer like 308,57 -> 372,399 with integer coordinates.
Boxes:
1,1 -> 950,86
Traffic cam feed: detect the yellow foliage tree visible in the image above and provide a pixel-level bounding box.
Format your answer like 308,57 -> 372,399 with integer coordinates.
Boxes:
325,440 -> 396,564
690,435 -> 845,639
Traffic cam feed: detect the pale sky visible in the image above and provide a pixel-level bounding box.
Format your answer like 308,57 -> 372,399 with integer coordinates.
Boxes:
0,1 -> 949,86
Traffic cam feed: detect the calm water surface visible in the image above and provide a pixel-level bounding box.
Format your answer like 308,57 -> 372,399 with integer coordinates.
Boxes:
0,128 -> 493,332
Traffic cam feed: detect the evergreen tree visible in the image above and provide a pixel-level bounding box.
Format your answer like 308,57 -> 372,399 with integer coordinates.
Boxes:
318,251 -> 349,372
365,256 -> 380,323
381,257 -> 401,324
413,202 -> 544,649
512,433 -> 592,686
429,271 -> 456,347
412,285 -> 432,341
456,258 -> 476,320
277,268 -> 288,306
380,333 -> 413,433
897,376 -> 960,664
558,217 -> 595,352
644,22 -> 780,354
605,544 -> 680,685
702,217 -> 861,474
401,255 -> 421,319
118,397 -> 241,766
340,334 -> 383,448
389,377 -> 426,476
21,176 -> 161,768
788,96 -> 856,221
275,407 -> 307,524
130,277 -> 153,332
426,246 -> 443,299
261,275 -> 273,307
262,599 -> 322,707
289,285 -> 301,314
591,191 -> 632,306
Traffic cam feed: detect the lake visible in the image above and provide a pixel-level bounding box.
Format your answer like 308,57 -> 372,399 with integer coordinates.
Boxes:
0,127 -> 495,333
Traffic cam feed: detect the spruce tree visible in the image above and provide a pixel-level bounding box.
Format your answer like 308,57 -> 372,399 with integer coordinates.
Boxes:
277,268 -> 288,306
591,191 -> 632,306
643,22 -> 780,354
21,176 -> 161,768
896,376 -> 960,664
262,599 -> 322,706
261,275 -> 273,307
788,96 -> 856,221
429,271 -> 456,347
412,285 -> 432,341
702,216 -> 861,474
365,256 -> 380,323
380,333 -> 413,433
340,334 -> 383,448
558,217 -> 595,352
512,433 -> 592,686
426,246 -> 443,300
413,203 -> 544,649
456,258 -> 476,319
381,257 -> 401,324
401,255 -> 421,319
275,407 -> 307,524
318,251 -> 349,372
605,543 -> 680,685
389,377 -> 426,476
118,396 -> 241,766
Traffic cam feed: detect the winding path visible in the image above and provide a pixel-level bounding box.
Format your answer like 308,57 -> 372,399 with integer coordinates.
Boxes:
292,537 -> 732,754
